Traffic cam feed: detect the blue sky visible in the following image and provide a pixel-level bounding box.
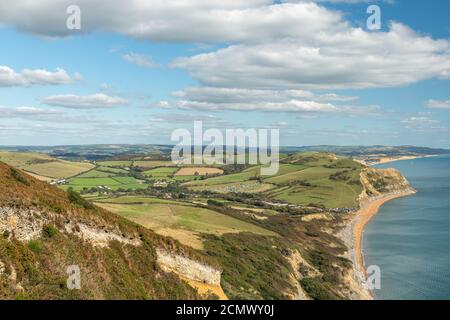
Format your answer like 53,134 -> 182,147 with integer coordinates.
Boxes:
0,0 -> 449,147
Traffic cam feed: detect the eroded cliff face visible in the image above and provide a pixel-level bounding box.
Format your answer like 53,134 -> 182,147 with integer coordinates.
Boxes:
156,249 -> 221,286
360,167 -> 414,201
0,206 -> 141,247
155,248 -> 227,299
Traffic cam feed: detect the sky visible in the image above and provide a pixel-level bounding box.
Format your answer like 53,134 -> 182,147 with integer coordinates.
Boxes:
0,0 -> 450,148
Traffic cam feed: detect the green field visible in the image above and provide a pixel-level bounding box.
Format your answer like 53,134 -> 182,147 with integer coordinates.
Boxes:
76,170 -> 114,178
184,166 -> 262,187
95,196 -> 188,205
96,160 -> 132,167
63,176 -> 147,192
133,160 -> 174,168
96,197 -> 275,249
182,153 -> 363,208
144,167 -> 178,178
97,166 -> 129,174
0,151 -> 94,179
189,181 -> 275,194
143,167 -> 202,183
267,180 -> 361,208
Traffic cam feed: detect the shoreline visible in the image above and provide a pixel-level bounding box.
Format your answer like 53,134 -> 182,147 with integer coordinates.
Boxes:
353,190 -> 416,275
339,189 -> 416,299
356,155 -> 437,167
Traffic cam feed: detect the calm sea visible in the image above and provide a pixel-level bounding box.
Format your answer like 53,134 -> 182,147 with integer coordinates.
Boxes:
364,155 -> 450,300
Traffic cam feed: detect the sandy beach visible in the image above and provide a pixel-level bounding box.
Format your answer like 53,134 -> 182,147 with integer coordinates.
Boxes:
338,189 -> 416,299
353,191 -> 416,274
356,155 -> 437,167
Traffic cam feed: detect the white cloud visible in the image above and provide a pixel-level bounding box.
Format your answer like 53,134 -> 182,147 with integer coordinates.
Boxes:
172,23 -> 450,90
401,116 -> 448,132
42,93 -> 128,109
316,93 -> 359,102
0,1 -> 343,42
0,65 -> 75,86
0,106 -> 61,118
1,2 -> 449,91
171,87 -> 314,103
426,99 -> 450,110
162,86 -> 371,115
122,52 -> 158,68
402,116 -> 439,126
161,98 -> 377,115
149,113 -> 231,126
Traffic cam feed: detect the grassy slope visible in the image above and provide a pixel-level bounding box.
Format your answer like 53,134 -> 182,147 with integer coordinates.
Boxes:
95,197 -> 275,250
0,162 -> 204,300
184,153 -> 363,208
0,152 -> 94,179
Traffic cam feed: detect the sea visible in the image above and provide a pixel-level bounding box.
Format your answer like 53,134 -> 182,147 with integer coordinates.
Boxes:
363,155 -> 450,300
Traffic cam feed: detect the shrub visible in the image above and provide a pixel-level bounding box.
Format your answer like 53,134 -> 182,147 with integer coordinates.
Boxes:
28,240 -> 43,253
10,168 -> 30,185
67,188 -> 94,209
207,199 -> 224,207
43,224 -> 59,238
300,277 -> 342,300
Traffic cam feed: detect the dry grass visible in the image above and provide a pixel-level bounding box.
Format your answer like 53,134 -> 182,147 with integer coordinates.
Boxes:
175,167 -> 224,176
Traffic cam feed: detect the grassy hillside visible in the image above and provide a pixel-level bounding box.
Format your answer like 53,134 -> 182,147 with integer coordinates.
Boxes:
95,196 -> 275,250
0,150 -> 415,300
0,162 -> 207,300
0,152 -> 94,180
184,152 -> 363,209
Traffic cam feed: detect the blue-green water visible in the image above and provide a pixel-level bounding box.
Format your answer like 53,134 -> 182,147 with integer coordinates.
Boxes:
364,155 -> 450,300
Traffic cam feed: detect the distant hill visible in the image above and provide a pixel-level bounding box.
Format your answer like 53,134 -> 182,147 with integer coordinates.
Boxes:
280,145 -> 450,157
1,145 -> 448,161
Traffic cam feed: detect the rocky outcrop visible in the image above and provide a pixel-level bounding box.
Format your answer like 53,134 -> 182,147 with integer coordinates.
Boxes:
156,249 -> 221,286
64,221 -> 141,248
0,260 -> 5,276
0,206 -> 49,241
0,205 -> 141,248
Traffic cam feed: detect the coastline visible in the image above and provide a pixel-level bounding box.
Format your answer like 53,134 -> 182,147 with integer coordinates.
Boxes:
340,189 -> 416,299
356,155 -> 437,167
374,155 -> 436,166
353,190 -> 416,275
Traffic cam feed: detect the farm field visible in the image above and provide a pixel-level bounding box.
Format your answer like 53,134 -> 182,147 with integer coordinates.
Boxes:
189,181 -> 275,194
0,151 -> 94,179
264,166 -> 340,184
267,179 -> 361,208
62,176 -> 147,192
182,153 -> 363,208
175,167 -> 224,176
184,166 -> 262,187
95,197 -> 275,249
133,160 -> 174,168
76,169 -> 114,178
95,196 -> 188,205
96,160 -> 132,167
144,167 -> 178,178
97,166 -> 129,174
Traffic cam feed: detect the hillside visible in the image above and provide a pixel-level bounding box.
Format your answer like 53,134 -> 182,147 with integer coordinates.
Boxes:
0,152 -> 94,181
0,152 -> 417,301
0,162 -> 217,300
